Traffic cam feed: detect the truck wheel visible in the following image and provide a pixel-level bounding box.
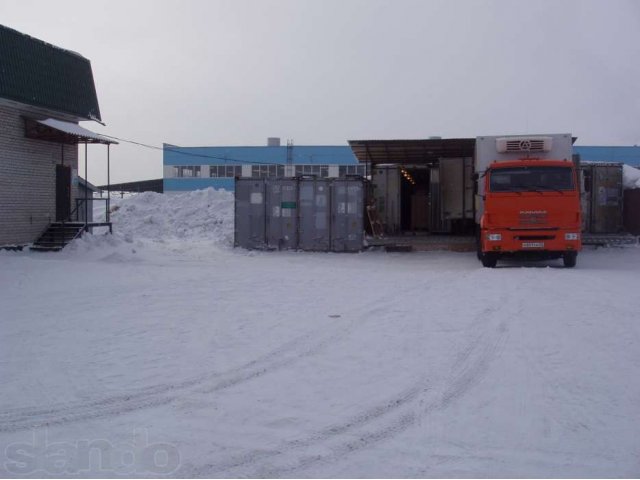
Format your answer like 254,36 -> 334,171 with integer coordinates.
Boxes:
481,253 -> 498,268
563,252 -> 577,268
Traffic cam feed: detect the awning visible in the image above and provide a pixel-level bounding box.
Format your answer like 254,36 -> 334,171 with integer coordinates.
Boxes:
24,118 -> 118,145
348,138 -> 476,165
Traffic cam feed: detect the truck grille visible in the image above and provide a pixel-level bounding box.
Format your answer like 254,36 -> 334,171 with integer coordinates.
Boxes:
518,211 -> 548,225
515,235 -> 556,240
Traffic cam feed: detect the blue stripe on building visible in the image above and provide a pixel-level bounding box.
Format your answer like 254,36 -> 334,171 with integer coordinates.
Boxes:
163,144 -> 360,192
163,145 -> 357,166
163,143 -> 640,193
574,146 -> 640,167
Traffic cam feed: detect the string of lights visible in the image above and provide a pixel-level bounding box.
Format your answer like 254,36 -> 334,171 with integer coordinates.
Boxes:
400,167 -> 416,185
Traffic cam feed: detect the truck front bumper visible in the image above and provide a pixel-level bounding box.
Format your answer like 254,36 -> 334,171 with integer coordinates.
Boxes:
482,229 -> 582,254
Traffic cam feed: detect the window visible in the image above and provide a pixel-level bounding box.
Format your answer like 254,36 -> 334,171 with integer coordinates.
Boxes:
210,165 -> 242,177
178,166 -> 200,177
489,166 -> 575,192
337,165 -> 364,177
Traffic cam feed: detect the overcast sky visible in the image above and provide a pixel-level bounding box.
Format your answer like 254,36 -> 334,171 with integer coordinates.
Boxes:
1,0 -> 639,183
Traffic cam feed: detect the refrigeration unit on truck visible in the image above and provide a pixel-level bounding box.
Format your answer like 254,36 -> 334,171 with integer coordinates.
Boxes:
475,134 -> 582,268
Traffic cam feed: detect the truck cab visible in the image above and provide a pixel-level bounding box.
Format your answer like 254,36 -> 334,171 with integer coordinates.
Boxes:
479,159 -> 582,267
475,134 -> 581,268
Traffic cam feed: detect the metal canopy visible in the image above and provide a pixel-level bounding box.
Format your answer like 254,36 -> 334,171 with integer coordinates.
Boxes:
24,118 -> 117,145
348,138 -> 476,165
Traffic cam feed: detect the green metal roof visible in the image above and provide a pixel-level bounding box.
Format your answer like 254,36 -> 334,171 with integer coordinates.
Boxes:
0,24 -> 101,121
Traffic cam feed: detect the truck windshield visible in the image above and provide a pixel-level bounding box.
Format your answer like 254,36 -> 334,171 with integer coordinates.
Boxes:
489,166 -> 574,193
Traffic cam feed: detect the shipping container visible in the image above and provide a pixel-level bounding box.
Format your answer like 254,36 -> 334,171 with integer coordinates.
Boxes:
371,166 -> 401,234
580,163 -> 624,233
298,177 -> 331,251
331,178 -> 364,252
234,178 -> 267,249
623,189 -> 640,235
427,157 -> 474,232
265,178 -> 298,250
234,177 -> 365,252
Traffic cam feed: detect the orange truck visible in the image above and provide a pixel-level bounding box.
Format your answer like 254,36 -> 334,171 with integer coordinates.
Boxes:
475,134 -> 582,268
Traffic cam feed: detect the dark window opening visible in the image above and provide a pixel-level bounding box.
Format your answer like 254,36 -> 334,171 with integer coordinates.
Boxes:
489,166 -> 575,192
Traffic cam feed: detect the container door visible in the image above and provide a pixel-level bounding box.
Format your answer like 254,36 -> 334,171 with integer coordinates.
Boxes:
298,178 -> 330,251
331,178 -> 364,252
234,179 -> 266,249
463,157 -> 474,220
429,166 -> 448,232
580,165 -> 592,232
623,189 -> 640,235
371,166 -> 400,234
440,158 -> 464,223
266,178 -> 298,250
590,165 -> 623,233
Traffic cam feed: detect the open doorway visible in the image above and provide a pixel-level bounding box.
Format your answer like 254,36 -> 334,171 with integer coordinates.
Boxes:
370,159 -> 475,236
399,166 -> 430,232
55,164 -> 71,221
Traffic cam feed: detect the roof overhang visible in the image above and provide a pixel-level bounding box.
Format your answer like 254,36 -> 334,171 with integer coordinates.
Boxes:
24,118 -> 117,145
78,177 -> 99,191
348,138 -> 476,165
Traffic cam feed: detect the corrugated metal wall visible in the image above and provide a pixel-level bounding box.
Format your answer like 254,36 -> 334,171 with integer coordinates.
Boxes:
235,177 -> 365,252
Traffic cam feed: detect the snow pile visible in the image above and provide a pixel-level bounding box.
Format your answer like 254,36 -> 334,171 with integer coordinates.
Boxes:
622,164 -> 640,189
69,188 -> 235,255
110,188 -> 235,245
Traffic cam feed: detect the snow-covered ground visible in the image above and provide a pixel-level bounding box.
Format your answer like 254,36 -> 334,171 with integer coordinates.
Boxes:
1,189 -> 639,478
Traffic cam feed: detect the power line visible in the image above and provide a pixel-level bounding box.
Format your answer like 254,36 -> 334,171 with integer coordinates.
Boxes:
98,133 -> 290,166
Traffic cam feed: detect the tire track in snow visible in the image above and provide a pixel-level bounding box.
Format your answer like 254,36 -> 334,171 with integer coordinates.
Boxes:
194,384 -> 429,476
0,290 -> 415,433
194,306 -> 510,477
262,318 -> 510,477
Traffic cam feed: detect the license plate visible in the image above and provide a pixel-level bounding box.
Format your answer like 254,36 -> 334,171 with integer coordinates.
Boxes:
522,242 -> 544,248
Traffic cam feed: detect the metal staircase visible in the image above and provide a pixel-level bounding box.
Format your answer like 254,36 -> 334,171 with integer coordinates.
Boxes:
30,222 -> 86,252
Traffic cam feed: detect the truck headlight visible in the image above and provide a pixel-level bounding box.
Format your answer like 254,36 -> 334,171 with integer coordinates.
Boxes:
565,233 -> 579,240
488,233 -> 502,241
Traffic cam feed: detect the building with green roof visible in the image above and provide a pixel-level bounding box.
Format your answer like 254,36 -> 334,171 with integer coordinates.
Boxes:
0,24 -> 114,248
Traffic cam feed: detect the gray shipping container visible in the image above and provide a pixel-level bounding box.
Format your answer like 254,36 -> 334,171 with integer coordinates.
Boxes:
235,177 -> 365,252
429,158 -> 474,233
265,178 -> 298,249
371,166 -> 401,234
234,178 -> 267,249
298,177 -> 331,251
580,163 -> 624,233
331,178 -> 364,252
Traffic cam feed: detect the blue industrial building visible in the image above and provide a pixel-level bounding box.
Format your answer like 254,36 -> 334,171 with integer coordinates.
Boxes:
163,139 -> 640,193
574,145 -> 640,167
163,141 -> 360,192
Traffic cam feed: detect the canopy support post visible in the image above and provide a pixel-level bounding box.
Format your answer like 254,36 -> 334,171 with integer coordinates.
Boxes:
84,142 -> 88,232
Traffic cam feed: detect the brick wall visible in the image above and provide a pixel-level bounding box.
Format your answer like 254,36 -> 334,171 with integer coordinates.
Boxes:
0,102 -> 78,246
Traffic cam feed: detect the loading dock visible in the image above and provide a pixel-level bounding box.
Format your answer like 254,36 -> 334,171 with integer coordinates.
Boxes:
349,138 -> 476,251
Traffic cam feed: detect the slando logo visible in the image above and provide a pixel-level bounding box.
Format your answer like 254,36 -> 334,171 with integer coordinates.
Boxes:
4,428 -> 180,475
